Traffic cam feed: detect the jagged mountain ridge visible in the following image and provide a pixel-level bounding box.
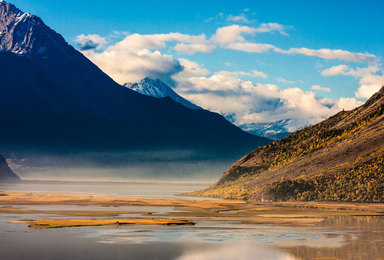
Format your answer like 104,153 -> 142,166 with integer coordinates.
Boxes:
191,86 -> 384,202
0,1 -> 270,157
124,78 -> 201,110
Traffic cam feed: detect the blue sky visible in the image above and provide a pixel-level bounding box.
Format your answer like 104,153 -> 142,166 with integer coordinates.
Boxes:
10,0 -> 384,130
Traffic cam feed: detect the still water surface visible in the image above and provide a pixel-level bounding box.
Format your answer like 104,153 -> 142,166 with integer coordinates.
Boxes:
0,180 -> 383,259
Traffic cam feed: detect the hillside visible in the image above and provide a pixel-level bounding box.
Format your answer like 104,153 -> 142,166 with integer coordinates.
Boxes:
0,1 -> 269,158
191,86 -> 384,202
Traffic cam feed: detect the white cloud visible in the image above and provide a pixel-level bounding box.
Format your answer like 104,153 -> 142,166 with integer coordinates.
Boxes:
255,23 -> 288,36
209,27 -> 376,64
80,32 -> 214,84
174,58 -> 209,78
251,70 -> 268,78
211,23 -> 287,46
227,13 -> 249,23
276,77 -> 295,84
84,37 -> 182,85
352,66 -> 384,98
227,70 -> 268,78
75,34 -> 107,51
311,85 -> 331,92
173,34 -> 215,54
321,65 -> 384,99
75,22 -> 378,131
355,84 -> 382,99
174,42 -> 216,54
225,42 -> 276,53
321,64 -> 349,76
174,69 -> 362,131
280,48 -> 377,63
212,25 -> 256,44
335,97 -> 363,110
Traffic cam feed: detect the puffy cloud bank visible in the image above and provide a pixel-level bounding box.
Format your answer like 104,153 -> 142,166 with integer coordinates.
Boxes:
76,20 -> 380,131
174,60 -> 363,131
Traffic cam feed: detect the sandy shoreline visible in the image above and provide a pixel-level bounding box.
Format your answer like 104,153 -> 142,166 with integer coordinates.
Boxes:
1,191 -> 384,228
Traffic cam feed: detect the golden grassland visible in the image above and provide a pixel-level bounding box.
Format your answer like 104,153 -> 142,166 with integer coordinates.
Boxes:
273,156 -> 384,202
1,191 -> 384,228
190,100 -> 384,202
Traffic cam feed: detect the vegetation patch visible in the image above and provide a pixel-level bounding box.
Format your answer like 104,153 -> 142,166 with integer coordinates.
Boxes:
272,157 -> 384,202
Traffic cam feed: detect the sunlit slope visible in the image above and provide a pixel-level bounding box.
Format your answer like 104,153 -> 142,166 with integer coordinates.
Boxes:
192,86 -> 384,202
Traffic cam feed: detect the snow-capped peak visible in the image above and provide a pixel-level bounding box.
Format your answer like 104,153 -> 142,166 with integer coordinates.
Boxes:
0,1 -> 68,58
124,77 -> 201,110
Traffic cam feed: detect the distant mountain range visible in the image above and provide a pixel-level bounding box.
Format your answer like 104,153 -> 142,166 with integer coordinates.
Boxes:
236,120 -> 291,140
126,78 -> 291,140
190,86 -> 384,203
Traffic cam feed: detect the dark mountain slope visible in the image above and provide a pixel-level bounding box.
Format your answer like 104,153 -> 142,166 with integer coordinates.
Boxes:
0,1 -> 269,157
191,86 -> 384,202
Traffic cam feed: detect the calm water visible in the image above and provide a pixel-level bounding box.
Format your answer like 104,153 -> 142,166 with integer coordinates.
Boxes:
0,180 -> 383,259
0,179 -> 212,198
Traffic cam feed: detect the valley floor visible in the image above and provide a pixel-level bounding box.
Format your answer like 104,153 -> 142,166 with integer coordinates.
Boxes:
1,186 -> 384,259
1,191 -> 384,227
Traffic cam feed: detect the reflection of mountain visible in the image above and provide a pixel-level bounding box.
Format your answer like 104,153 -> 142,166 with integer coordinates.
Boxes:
193,86 -> 384,202
125,78 -> 201,110
0,1 -> 269,159
0,155 -> 20,182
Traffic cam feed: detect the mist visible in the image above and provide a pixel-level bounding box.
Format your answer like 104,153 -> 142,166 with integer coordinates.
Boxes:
4,149 -> 237,182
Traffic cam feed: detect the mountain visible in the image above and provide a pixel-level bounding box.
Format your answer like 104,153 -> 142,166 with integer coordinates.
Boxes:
237,120 -> 291,140
126,78 -> 290,140
190,86 -> 384,202
124,78 -> 201,110
0,154 -> 20,181
0,1 -> 269,158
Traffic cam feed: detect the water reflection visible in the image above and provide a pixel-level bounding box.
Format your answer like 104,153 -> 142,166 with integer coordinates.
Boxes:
177,243 -> 295,260
0,179 -> 211,198
1,181 -> 383,259
284,216 -> 384,260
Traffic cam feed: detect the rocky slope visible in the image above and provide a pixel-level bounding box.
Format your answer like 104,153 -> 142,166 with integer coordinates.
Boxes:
192,86 -> 384,202
0,1 -> 269,158
0,155 -> 20,181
